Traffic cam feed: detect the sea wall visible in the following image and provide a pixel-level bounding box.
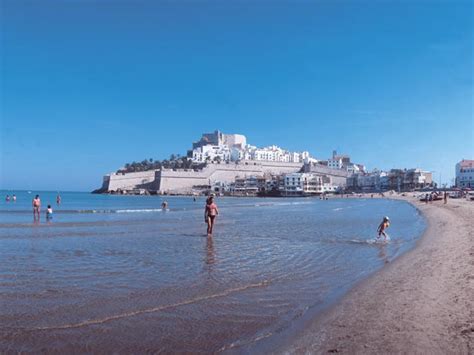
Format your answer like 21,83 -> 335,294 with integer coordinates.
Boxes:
106,171 -> 156,191
155,161 -> 303,193
101,161 -> 349,194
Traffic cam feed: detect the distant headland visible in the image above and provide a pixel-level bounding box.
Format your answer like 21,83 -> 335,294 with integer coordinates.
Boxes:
94,130 -> 434,196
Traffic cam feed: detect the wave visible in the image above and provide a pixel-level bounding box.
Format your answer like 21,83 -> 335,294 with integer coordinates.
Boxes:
115,208 -> 163,213
0,200 -> 315,216
29,280 -> 271,331
0,208 -> 169,214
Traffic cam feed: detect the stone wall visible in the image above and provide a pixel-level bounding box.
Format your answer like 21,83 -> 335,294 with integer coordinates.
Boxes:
155,161 -> 303,193
106,171 -> 156,191
101,161 -> 349,193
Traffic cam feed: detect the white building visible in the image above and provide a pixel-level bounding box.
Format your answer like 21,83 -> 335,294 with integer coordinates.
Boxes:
456,159 -> 474,188
345,163 -> 360,174
328,158 -> 343,169
192,145 -> 231,163
282,173 -> 337,195
190,131 -> 316,164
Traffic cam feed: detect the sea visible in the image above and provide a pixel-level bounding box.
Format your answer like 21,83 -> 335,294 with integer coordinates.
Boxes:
0,190 -> 426,352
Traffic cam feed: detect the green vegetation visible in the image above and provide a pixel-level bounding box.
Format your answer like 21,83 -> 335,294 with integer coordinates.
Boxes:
117,155 -> 203,173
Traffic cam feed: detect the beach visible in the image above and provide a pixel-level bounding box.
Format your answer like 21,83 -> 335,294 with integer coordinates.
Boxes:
284,195 -> 474,354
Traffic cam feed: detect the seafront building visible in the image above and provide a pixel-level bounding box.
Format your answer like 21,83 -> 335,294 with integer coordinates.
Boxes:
282,173 -> 337,196
455,159 -> 474,188
347,168 -> 433,192
225,171 -> 341,197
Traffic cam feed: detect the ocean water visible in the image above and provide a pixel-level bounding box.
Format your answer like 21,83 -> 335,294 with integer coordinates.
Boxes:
0,191 -> 426,352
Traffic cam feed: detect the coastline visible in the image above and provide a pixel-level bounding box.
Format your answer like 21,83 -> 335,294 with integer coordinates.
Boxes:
282,195 -> 474,354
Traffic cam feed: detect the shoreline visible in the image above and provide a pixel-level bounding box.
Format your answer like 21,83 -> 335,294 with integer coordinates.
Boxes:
282,195 -> 474,354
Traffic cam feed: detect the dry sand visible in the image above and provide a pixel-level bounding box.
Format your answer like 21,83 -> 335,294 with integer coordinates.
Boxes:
283,195 -> 473,354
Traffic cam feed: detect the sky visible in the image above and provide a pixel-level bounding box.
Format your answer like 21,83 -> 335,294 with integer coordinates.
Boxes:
1,0 -> 473,191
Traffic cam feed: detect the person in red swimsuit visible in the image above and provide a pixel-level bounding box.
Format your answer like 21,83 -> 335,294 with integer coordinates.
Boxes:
204,196 -> 219,236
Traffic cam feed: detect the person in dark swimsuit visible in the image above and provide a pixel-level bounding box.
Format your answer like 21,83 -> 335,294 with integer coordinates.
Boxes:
204,196 -> 219,236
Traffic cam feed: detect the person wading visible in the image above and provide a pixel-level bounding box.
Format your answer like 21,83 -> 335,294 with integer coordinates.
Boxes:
204,196 -> 219,236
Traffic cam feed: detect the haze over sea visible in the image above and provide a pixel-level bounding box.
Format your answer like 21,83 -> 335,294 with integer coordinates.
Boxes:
0,191 -> 425,352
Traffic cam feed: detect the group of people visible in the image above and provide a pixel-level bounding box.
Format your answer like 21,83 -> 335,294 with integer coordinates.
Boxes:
31,194 -> 61,221
21,192 -> 391,239
423,191 -> 448,204
160,194 -> 389,240
5,194 -> 17,202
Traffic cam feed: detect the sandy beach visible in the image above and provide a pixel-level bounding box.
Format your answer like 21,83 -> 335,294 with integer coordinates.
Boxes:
284,195 -> 474,354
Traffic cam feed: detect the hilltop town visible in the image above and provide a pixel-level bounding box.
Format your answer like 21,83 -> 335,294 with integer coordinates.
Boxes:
94,130 -> 445,196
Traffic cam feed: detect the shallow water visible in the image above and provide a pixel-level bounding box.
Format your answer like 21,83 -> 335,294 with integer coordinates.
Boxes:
0,191 -> 425,352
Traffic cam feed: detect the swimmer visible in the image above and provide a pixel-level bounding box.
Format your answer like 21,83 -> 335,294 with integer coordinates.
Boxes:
377,216 -> 390,241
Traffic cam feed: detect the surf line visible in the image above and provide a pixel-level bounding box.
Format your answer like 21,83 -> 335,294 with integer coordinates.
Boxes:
32,280 -> 271,331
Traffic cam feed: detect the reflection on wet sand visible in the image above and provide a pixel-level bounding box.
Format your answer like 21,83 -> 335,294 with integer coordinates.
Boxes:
378,244 -> 389,264
204,235 -> 216,280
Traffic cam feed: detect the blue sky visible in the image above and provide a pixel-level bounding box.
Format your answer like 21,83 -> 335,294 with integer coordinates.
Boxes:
1,0 -> 472,191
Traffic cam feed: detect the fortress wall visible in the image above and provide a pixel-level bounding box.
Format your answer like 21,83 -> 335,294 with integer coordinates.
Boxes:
157,162 -> 303,193
106,171 -> 156,191
101,162 -> 347,193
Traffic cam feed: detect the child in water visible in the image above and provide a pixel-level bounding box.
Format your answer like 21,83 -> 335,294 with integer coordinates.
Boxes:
46,205 -> 53,220
377,216 -> 390,240
204,196 -> 219,236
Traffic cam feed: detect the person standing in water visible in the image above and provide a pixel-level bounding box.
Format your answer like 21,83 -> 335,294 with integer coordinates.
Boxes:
161,200 -> 168,210
32,195 -> 41,220
56,194 -> 61,205
12,194 -> 16,202
204,196 -> 219,236
377,216 -> 390,241
46,205 -> 53,220
5,195 -> 10,202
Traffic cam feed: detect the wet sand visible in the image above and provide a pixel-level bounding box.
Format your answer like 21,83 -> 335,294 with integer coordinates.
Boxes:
284,195 -> 474,354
